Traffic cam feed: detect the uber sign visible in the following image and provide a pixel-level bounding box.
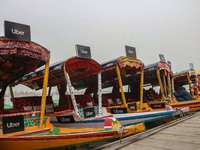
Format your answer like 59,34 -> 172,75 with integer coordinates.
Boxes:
83,107 -> 95,118
150,103 -> 165,109
159,54 -> 166,63
3,115 -> 24,134
128,103 -> 137,111
76,44 -> 91,59
57,115 -> 75,123
110,108 -> 128,114
125,46 -> 136,58
4,20 -> 31,42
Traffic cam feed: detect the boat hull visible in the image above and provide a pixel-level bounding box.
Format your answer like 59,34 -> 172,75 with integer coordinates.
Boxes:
0,123 -> 145,150
170,100 -> 200,112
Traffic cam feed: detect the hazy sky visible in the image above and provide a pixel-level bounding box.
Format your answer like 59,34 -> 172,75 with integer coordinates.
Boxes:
0,0 -> 200,73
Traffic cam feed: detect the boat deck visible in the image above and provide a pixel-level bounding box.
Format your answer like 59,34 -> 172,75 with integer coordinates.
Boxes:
120,112 -> 200,150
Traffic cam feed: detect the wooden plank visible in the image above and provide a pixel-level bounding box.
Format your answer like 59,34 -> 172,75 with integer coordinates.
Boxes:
120,143 -> 170,150
119,113 -> 200,150
132,138 -> 200,150
148,133 -> 200,144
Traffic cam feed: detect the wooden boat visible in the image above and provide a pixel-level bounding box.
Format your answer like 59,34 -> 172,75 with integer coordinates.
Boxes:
136,57 -> 174,110
170,69 -> 200,111
132,54 -> 200,112
0,22 -> 146,149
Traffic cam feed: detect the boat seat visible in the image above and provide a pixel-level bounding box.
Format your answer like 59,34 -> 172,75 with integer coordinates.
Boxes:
75,94 -> 97,109
102,94 -> 123,107
124,93 -> 136,102
12,96 -> 53,113
54,94 -> 97,111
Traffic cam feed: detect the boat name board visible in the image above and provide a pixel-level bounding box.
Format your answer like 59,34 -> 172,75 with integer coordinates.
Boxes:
4,20 -> 31,42
83,107 -> 95,118
125,45 -> 136,58
150,103 -> 165,109
110,107 -> 128,114
56,115 -> 75,123
128,103 -> 137,111
159,54 -> 166,63
76,44 -> 91,59
2,115 -> 24,134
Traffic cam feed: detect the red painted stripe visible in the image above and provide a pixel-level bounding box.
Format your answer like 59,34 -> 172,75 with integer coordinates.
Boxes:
13,129 -> 51,137
0,130 -> 118,141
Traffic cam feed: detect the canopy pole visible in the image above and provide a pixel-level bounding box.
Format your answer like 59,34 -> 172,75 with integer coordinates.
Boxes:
156,69 -> 165,101
9,86 -> 14,98
163,75 -> 167,97
40,59 -> 50,128
186,72 -> 193,98
195,78 -> 200,99
171,78 -> 175,100
98,72 -> 102,116
48,85 -> 52,96
167,72 -> 172,100
63,64 -> 79,117
140,70 -> 144,111
116,64 -> 127,107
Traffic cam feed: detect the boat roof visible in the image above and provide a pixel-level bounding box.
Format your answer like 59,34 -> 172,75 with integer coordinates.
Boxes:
144,61 -> 173,74
0,37 -> 50,88
12,56 -> 101,90
173,69 -> 197,87
101,56 -> 144,88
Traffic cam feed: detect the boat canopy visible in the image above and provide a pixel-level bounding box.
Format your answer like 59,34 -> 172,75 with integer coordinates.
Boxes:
101,56 -> 144,86
0,37 -> 50,89
144,61 -> 173,74
173,69 -> 197,87
12,57 -> 101,90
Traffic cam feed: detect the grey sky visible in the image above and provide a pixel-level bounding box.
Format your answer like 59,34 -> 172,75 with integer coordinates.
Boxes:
0,0 -> 200,73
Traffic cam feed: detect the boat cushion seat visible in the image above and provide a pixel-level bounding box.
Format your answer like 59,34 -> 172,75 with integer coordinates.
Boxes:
12,96 -> 53,112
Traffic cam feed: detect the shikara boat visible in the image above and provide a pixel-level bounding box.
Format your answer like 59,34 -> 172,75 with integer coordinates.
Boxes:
171,69 -> 200,111
11,45 -> 109,123
0,22 -> 146,149
99,54 -> 176,125
138,58 -> 174,109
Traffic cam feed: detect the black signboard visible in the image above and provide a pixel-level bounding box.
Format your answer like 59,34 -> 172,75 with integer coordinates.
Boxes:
76,44 -> 91,59
189,63 -> 194,70
150,103 -> 165,109
83,107 -> 95,118
57,115 -> 75,123
159,54 -> 166,63
125,46 -> 137,58
167,61 -> 172,69
3,115 -> 24,134
4,20 -> 31,42
128,103 -> 137,111
110,107 -> 128,114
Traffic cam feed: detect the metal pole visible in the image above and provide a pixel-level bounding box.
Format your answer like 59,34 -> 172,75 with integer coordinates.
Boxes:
9,86 -> 14,98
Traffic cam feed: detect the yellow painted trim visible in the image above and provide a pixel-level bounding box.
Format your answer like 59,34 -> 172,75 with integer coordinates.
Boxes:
40,59 -> 50,128
116,64 -> 127,107
140,70 -> 144,110
156,69 -> 165,101
59,127 -> 105,133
